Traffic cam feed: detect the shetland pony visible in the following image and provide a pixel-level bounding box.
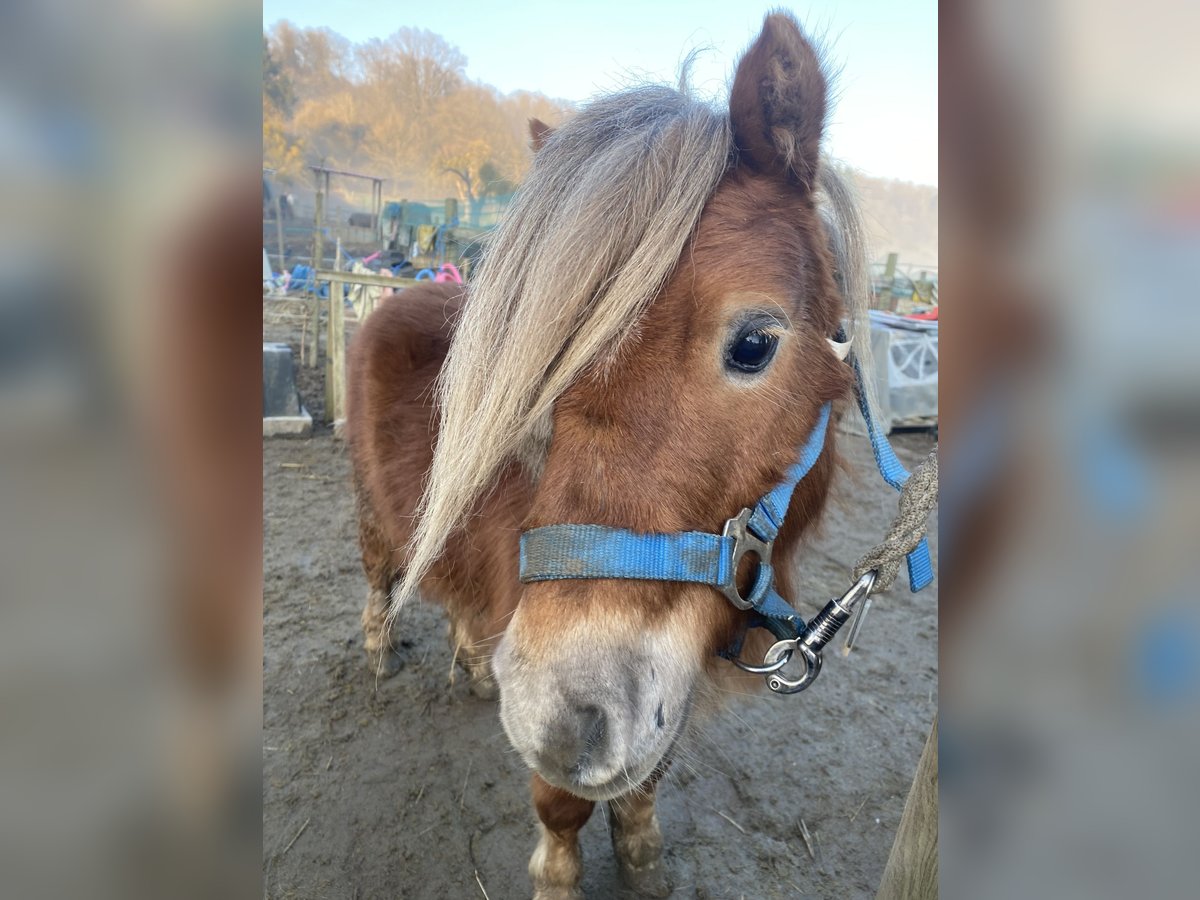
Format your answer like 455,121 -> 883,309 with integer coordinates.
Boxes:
346,14 -> 873,898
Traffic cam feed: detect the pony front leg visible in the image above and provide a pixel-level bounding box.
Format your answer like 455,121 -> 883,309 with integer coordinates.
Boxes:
354,489 -> 402,677
530,774 -> 594,900
448,614 -> 500,700
608,781 -> 671,897
360,586 -> 401,677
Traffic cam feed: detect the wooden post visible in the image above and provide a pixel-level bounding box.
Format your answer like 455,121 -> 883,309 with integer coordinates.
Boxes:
877,715 -> 938,900
883,252 -> 899,281
325,276 -> 346,427
308,294 -> 320,369
373,180 -> 383,243
273,194 -> 286,277
324,171 -> 333,247
309,190 -> 325,371
397,200 -> 408,255
313,190 -> 325,274
299,308 -> 308,368
883,252 -> 900,312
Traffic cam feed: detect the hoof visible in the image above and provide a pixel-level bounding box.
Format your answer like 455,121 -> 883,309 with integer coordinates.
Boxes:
469,675 -> 500,701
452,646 -> 499,700
533,889 -> 583,900
366,647 -> 403,678
618,859 -> 672,898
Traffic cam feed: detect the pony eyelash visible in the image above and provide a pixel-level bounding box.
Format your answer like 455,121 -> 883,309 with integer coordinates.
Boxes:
730,310 -> 789,336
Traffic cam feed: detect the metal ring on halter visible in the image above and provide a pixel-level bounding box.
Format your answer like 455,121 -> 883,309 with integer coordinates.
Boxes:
731,645 -> 793,675
758,571 -> 878,694
717,508 -> 773,611
762,641 -> 821,694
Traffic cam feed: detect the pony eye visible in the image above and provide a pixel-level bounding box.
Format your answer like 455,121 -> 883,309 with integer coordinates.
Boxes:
726,328 -> 778,373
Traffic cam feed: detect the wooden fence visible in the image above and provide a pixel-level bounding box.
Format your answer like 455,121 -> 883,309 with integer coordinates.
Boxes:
314,269 -> 407,427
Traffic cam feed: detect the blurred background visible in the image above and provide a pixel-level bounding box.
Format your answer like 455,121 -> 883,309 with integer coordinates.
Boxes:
0,0 -> 1195,896
940,1 -> 1200,897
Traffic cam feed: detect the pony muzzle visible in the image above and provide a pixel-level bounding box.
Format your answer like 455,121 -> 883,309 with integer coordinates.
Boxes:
492,596 -> 703,800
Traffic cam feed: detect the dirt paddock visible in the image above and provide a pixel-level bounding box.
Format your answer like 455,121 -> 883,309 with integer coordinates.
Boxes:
263,353 -> 937,899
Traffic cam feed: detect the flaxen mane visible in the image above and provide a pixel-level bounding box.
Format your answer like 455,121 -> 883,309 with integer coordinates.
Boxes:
391,85 -> 733,613
391,83 -> 876,616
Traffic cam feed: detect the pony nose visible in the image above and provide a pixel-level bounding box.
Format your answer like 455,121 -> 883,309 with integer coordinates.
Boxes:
539,703 -> 611,782
576,704 -> 608,762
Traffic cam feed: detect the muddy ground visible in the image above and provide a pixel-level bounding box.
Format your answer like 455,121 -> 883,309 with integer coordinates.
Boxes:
263,333 -> 937,899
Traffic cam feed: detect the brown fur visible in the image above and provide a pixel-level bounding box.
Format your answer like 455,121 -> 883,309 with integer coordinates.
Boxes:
345,284 -> 530,671
346,13 -> 855,896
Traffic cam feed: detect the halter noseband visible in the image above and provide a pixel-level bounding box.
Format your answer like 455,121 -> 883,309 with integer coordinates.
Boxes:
518,340 -> 933,694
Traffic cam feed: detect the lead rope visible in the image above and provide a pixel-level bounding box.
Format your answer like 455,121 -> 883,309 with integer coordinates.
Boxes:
759,446 -> 938,693
853,447 -> 939,592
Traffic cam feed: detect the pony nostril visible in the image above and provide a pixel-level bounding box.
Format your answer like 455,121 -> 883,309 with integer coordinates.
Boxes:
577,704 -> 607,760
538,703 -> 611,780
655,702 -> 665,730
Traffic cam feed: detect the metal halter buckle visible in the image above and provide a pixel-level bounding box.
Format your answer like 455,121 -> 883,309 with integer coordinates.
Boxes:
760,570 -> 878,694
717,508 -> 773,611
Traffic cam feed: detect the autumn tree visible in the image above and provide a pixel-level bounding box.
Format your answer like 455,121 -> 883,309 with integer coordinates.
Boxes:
264,21 -> 571,203
263,34 -> 304,182
269,22 -> 353,102
263,34 -> 295,117
428,84 -> 526,222
356,28 -> 466,117
353,28 -> 468,192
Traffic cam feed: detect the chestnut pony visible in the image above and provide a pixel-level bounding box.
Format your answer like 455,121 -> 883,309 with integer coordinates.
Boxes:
346,15 -> 873,898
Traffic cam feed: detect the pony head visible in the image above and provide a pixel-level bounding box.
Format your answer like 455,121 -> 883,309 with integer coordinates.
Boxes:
404,14 -> 871,800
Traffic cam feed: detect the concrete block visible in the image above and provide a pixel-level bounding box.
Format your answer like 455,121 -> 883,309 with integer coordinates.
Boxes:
263,406 -> 313,438
264,342 -> 312,437
263,342 -> 301,417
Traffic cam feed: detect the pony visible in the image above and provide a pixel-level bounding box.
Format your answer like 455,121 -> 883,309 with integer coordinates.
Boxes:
346,14 -> 873,898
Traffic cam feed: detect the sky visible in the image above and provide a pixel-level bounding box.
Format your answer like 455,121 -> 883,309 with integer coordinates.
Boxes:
262,0 -> 938,187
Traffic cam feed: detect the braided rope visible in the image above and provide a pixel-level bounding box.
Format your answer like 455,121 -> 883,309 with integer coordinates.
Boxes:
854,448 -> 938,592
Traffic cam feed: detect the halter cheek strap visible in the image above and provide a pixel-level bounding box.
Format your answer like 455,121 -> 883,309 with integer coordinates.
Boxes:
518,341 -> 933,653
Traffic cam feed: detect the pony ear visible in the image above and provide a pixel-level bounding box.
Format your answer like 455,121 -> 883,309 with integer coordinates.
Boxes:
528,118 -> 555,153
729,13 -> 828,190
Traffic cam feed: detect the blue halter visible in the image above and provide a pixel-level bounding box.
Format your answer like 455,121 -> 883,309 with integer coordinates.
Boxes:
518,347 -> 933,652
